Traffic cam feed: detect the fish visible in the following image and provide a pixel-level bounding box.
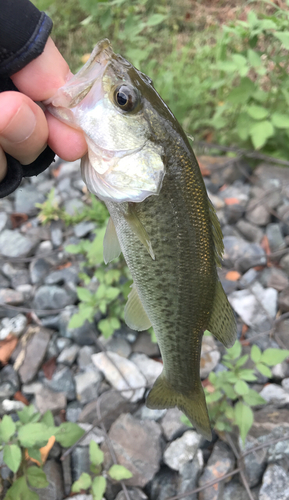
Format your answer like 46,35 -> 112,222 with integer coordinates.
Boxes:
46,39 -> 237,440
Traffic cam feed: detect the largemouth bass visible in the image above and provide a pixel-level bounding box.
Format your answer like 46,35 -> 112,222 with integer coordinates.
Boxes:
47,39 -> 237,440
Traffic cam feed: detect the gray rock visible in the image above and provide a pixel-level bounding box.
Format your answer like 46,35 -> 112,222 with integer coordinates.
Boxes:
36,240 -> 53,256
102,413 -> 162,488
282,378 -> 289,391
161,408 -> 190,441
71,446 -> 90,483
0,365 -> 20,400
259,267 -> 289,291
64,496 -> 92,500
259,384 -> 289,406
56,159 -> 81,179
130,353 -> 163,386
33,285 -> 76,311
78,391 -> 137,430
223,480 -> 259,500
178,450 -> 204,500
64,198 -> 85,216
15,184 -> 45,214
198,441 -> 235,500
208,192 -> 225,210
259,464 -> 289,500
0,399 -> 25,414
225,203 -> 245,224
59,307 -> 97,345
239,434 -> 267,487
236,219 -> 263,243
0,288 -> 24,305
92,351 -> 146,402
228,282 -> 277,328
278,287 -> 289,312
35,386 -> 66,414
115,488 -> 148,500
18,327 -> 52,383
66,401 -> 83,423
56,337 -> 72,351
223,236 -> 266,271
57,344 -> 80,365
50,220 -> 63,247
0,212 -> 8,232
22,382 -> 44,395
246,199 -> 271,226
77,423 -> 104,446
75,369 -> 102,404
149,467 -> 178,500
271,361 -> 289,380
132,331 -> 160,357
2,262 -> 30,289
266,223 -> 286,252
135,406 -> 166,421
102,335 -> 132,358
42,365 -> 76,400
34,460 -> 65,500
200,336 -> 220,379
239,268 -> 258,289
74,221 -> 96,238
29,258 -> 51,284
280,253 -> 289,276
0,272 -> 10,289
164,430 -> 202,471
77,346 -> 96,370
44,266 -> 79,286
16,283 -> 32,301
0,314 -> 27,339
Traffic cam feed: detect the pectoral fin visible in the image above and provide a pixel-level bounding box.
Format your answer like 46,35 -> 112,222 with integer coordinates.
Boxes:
103,217 -> 122,264
124,284 -> 152,331
208,280 -> 237,348
125,205 -> 155,260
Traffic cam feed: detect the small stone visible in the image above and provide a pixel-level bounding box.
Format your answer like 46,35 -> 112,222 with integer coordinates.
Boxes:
92,351 -> 146,402
1,399 -> 25,413
282,378 -> 289,391
71,446 -> 90,483
200,336 -> 220,379
280,254 -> 289,276
132,331 -> 160,357
59,307 -> 97,345
34,459 -> 65,500
57,344 -> 80,366
0,229 -> 36,257
101,413 -> 162,487
35,386 -> 66,414
246,200 -> 271,226
198,441 -> 235,500
0,212 -> 8,232
178,450 -> 204,500
29,258 -> 51,284
18,327 -> 52,383
77,423 -> 104,446
115,488 -> 148,500
223,236 -> 266,271
16,284 -> 33,301
75,369 -> 102,404
130,353 -> 163,386
2,262 -> 30,289
64,198 -> 85,216
66,401 -> 83,423
259,464 -> 289,500
208,192 -> 225,210
43,365 -> 76,400
236,219 -> 263,243
266,223 -> 286,252
56,337 -> 72,351
50,220 -> 63,247
33,285 -> 76,311
259,267 -> 289,291
0,288 -> 24,305
278,287 -> 289,312
15,184 -> 45,214
64,496 -> 92,500
251,406 -> 289,436
78,391 -> 137,430
0,365 -> 20,399
228,282 -> 277,328
239,434 -> 267,487
56,159 -> 81,179
0,272 -> 10,289
161,408 -> 190,441
223,481 -> 259,500
239,268 -> 258,289
22,382 -> 44,395
259,383 -> 289,406
44,266 -> 79,286
102,335 -> 132,358
0,314 -> 27,339
149,466 -> 178,500
77,346 -> 96,370
36,240 -> 53,255
74,221 -> 95,238
271,362 -> 289,380
163,430 -> 202,471
135,406 -> 166,421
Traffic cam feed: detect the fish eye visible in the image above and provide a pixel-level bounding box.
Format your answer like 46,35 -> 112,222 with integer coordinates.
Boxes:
114,85 -> 138,112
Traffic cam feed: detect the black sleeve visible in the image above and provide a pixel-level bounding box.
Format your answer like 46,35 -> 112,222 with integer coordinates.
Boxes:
0,0 -> 56,198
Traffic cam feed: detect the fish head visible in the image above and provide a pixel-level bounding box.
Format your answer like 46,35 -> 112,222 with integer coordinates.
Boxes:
46,39 -> 167,203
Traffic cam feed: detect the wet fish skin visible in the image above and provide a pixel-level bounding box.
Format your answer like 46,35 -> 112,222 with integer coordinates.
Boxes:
46,40 -> 237,440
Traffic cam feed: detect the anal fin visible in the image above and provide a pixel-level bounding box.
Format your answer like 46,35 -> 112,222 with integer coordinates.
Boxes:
124,284 -> 152,331
208,280 -> 237,348
103,217 -> 122,264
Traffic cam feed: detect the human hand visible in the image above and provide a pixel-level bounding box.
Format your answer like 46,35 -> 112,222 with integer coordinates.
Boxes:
0,37 -> 87,182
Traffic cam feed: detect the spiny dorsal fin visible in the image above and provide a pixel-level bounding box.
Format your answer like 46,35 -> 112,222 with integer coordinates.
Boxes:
208,280 -> 237,348
208,198 -> 224,268
124,205 -> 155,260
124,284 -> 152,331
103,217 -> 122,264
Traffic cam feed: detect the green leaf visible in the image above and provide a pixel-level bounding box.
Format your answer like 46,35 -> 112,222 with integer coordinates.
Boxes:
249,120 -> 274,149
108,464 -> 133,481
91,475 -> 107,500
256,362 -> 272,378
235,354 -> 249,368
251,345 -> 262,363
0,415 -> 16,443
146,13 -> 166,26
89,440 -> 104,466
17,405 -> 36,424
234,380 -> 249,396
238,369 -> 257,381
77,287 -> 93,302
226,372 -> 238,383
206,390 -> 223,404
41,411 -> 54,428
71,472 -> 92,492
243,389 -> 266,406
234,402 -> 254,443
225,341 -> 242,360
247,49 -> 261,68
98,317 -> 120,339
227,77 -> 255,104
54,422 -> 85,447
18,423 -> 54,448
247,105 -> 269,120
271,113 -> 289,129
4,476 -> 39,500
27,466 -> 49,488
3,444 -> 21,473
260,348 -> 289,366
274,31 -> 289,50
223,383 -> 237,399
27,448 -> 42,464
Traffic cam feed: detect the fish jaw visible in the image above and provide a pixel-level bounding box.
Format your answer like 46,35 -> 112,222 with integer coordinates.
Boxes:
46,39 -> 165,204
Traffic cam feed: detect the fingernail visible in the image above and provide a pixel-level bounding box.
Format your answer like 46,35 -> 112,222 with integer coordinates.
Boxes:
1,105 -> 36,143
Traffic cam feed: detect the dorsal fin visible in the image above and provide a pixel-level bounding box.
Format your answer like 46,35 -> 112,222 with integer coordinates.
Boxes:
207,280 -> 237,348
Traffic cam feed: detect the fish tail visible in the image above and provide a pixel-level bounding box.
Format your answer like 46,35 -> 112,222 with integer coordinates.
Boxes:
146,373 -> 212,441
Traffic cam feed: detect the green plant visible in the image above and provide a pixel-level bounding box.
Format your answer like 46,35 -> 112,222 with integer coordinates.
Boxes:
0,405 -> 85,499
182,340 -> 289,443
71,440 -> 132,500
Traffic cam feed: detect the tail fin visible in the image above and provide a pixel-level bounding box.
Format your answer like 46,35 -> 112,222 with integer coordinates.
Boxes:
146,373 -> 212,441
